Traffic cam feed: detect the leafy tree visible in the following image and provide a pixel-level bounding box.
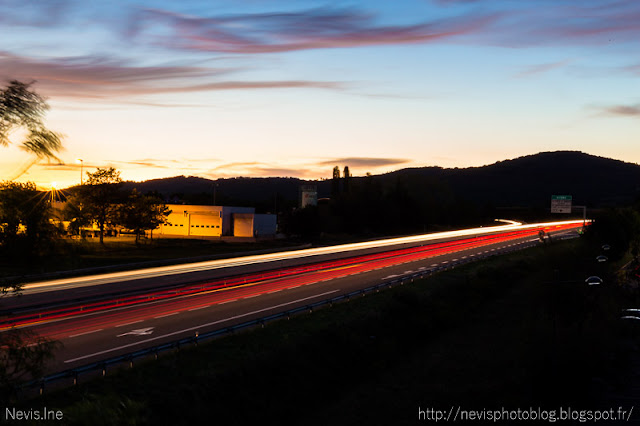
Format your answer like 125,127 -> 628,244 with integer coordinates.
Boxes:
0,181 -> 56,257
119,190 -> 171,243
75,167 -> 123,243
0,182 -> 60,397
61,196 -> 91,237
0,80 -> 63,162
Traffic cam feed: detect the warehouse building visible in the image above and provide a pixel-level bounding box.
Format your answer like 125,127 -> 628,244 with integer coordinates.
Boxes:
158,205 -> 276,238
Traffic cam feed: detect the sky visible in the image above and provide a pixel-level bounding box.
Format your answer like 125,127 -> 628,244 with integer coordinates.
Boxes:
0,0 -> 638,189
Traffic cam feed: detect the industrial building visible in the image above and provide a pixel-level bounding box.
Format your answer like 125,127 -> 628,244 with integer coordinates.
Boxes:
158,205 -> 277,238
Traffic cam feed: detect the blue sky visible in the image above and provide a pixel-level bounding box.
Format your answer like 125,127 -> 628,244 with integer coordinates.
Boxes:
1,0 -> 638,188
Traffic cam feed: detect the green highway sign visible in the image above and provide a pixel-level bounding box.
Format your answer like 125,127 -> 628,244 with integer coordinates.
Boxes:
551,195 -> 572,213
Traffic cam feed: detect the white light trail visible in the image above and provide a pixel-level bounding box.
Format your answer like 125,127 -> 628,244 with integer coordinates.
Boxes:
21,219 -> 587,295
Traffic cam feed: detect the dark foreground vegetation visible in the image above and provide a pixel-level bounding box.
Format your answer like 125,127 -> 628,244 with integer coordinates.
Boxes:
13,218 -> 640,425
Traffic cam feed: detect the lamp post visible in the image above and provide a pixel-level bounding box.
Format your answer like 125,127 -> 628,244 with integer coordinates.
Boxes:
76,158 -> 84,185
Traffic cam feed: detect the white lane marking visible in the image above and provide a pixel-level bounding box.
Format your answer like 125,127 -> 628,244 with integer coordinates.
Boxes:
462,256 -> 467,259
219,299 -> 237,304
418,267 -> 426,270
117,327 -> 154,337
69,329 -> 103,338
382,274 -> 399,279
155,312 -> 179,319
442,261 -> 449,264
268,289 -> 282,294
188,305 -> 210,312
430,264 -> 438,267
452,259 -> 459,261
115,320 -> 143,328
244,294 -> 260,299
403,270 -> 413,274
64,290 -> 341,364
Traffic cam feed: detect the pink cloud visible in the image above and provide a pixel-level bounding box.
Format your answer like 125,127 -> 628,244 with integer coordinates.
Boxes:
0,52 -> 342,101
515,60 -> 572,78
602,104 -> 640,117
135,8 -> 497,54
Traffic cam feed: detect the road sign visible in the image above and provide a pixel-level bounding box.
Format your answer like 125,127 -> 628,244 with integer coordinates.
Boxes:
551,195 -> 572,213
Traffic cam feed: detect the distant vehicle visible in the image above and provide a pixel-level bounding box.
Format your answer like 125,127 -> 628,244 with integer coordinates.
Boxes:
596,255 -> 608,263
602,244 -> 611,251
585,276 -> 603,285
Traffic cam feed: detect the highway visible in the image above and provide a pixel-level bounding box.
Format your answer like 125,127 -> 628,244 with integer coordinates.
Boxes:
0,220 -> 585,378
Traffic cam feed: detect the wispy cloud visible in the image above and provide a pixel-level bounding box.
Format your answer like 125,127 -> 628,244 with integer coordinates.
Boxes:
623,63 -> 640,76
211,162 -> 261,171
515,59 -> 572,78
0,51 -> 343,101
134,7 -> 496,54
0,0 -> 74,28
316,157 -> 410,168
600,103 -> 640,117
204,163 -> 318,179
483,1 -> 640,47
107,158 -> 211,171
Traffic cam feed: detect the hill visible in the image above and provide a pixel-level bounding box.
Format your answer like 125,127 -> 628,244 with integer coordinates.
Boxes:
383,151 -> 640,208
123,151 -> 640,211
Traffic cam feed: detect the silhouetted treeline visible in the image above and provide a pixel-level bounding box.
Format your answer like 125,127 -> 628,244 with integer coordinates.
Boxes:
116,151 -> 640,238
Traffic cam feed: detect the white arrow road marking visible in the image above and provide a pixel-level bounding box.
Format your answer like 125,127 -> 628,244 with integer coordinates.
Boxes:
117,327 -> 155,337
65,289 -> 340,364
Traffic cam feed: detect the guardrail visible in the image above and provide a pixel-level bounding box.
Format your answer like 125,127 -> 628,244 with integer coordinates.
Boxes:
20,238 -> 544,396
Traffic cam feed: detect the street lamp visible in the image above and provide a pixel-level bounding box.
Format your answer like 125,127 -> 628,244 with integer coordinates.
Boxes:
76,158 -> 83,185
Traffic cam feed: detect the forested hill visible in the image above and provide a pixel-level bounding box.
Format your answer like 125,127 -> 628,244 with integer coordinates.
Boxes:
123,151 -> 640,211
382,151 -> 640,208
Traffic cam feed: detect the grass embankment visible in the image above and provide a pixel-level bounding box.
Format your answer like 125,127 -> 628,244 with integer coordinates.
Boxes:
18,237 -> 639,425
0,238 -> 302,279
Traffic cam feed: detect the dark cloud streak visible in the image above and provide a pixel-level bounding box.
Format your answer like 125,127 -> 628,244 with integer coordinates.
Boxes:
317,157 -> 409,167
135,7 -> 497,54
0,52 -> 342,101
601,104 -> 640,117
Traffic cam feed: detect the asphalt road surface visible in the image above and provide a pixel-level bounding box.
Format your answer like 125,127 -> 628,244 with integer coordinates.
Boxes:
0,221 -> 585,378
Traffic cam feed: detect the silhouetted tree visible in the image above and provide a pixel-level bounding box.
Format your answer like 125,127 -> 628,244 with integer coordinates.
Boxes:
343,166 -> 351,193
0,181 -> 56,257
331,166 -> 340,198
119,189 -> 171,242
75,167 -> 123,243
0,80 -> 63,163
62,198 -> 90,237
